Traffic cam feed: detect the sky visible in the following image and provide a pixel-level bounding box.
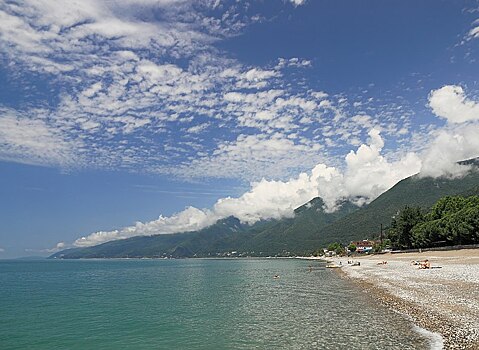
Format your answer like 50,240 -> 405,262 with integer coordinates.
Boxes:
1,0 -> 479,258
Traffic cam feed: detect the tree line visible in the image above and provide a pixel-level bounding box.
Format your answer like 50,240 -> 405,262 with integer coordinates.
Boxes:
387,195 -> 479,249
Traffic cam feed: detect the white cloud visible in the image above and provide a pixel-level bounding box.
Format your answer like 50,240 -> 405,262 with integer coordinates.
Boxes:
351,114 -> 373,128
82,82 -> 103,98
276,57 -> 312,69
0,247 -> 5,253
470,26 -> 479,39
0,108 -> 79,167
289,0 -> 307,7
74,207 -> 218,247
243,68 -> 278,81
342,129 -> 421,201
235,68 -> 280,89
2,0 -> 344,177
428,85 -> 479,123
419,124 -> 479,178
26,242 -> 67,253
467,18 -> 479,40
167,133 -> 324,181
213,174 -> 319,224
418,85 -> 479,177
186,123 -> 210,134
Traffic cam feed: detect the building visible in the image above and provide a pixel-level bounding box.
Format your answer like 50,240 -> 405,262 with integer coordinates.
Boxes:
351,240 -> 377,253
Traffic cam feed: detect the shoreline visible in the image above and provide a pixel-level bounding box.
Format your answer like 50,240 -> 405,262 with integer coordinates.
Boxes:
327,249 -> 479,349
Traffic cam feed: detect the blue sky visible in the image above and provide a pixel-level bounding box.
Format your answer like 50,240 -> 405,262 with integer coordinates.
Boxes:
1,0 -> 479,258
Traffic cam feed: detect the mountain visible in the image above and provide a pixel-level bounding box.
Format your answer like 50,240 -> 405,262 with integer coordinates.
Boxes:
318,168 -> 479,244
459,158 -> 479,167
51,217 -> 251,259
51,164 -> 479,259
50,198 -> 358,259
238,197 -> 358,254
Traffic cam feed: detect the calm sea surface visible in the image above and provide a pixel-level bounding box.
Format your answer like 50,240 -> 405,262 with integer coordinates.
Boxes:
0,259 -> 434,349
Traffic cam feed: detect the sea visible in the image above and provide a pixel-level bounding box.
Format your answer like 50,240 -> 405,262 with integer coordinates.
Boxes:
0,258 -> 440,349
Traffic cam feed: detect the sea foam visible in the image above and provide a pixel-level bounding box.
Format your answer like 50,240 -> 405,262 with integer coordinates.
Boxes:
412,324 -> 444,350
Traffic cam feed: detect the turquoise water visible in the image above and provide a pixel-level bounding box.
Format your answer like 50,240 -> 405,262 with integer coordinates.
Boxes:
0,259 -> 432,349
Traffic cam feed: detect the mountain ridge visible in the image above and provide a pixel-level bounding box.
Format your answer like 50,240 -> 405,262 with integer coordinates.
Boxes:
51,197 -> 358,258
51,164 -> 479,259
318,169 -> 479,244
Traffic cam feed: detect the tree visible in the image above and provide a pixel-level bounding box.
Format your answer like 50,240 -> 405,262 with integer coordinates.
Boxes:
428,196 -> 466,221
327,242 -> 345,255
372,242 -> 387,253
411,220 -> 444,248
389,195 -> 479,249
387,206 -> 424,249
347,243 -> 357,252
312,249 -> 324,257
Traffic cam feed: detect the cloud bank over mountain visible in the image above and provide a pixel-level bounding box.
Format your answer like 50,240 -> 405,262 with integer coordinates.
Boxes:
76,127 -> 421,247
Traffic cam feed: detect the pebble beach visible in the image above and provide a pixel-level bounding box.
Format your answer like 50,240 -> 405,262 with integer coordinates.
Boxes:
329,249 -> 479,350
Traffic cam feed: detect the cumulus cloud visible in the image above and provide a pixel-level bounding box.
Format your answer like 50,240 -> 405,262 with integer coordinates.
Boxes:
74,129 -> 422,247
342,129 -> 422,202
74,207 -> 218,247
428,85 -> 479,123
419,124 -> 479,178
419,85 -> 479,177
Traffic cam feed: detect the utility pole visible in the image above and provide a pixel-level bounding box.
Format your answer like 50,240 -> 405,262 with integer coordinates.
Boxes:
380,223 -> 383,245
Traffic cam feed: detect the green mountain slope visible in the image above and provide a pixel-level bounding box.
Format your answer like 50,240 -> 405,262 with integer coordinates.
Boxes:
51,217 -> 251,259
240,198 -> 358,254
319,169 -> 479,244
50,198 -> 357,258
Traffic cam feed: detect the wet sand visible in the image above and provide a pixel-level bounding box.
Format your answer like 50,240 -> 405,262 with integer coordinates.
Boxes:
329,249 -> 479,349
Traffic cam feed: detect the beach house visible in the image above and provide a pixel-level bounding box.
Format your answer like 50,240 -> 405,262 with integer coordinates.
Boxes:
351,240 -> 376,253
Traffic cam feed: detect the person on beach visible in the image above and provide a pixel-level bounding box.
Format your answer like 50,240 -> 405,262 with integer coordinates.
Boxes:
419,259 -> 430,269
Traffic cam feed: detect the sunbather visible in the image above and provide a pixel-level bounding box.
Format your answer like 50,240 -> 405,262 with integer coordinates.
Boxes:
419,259 -> 431,269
